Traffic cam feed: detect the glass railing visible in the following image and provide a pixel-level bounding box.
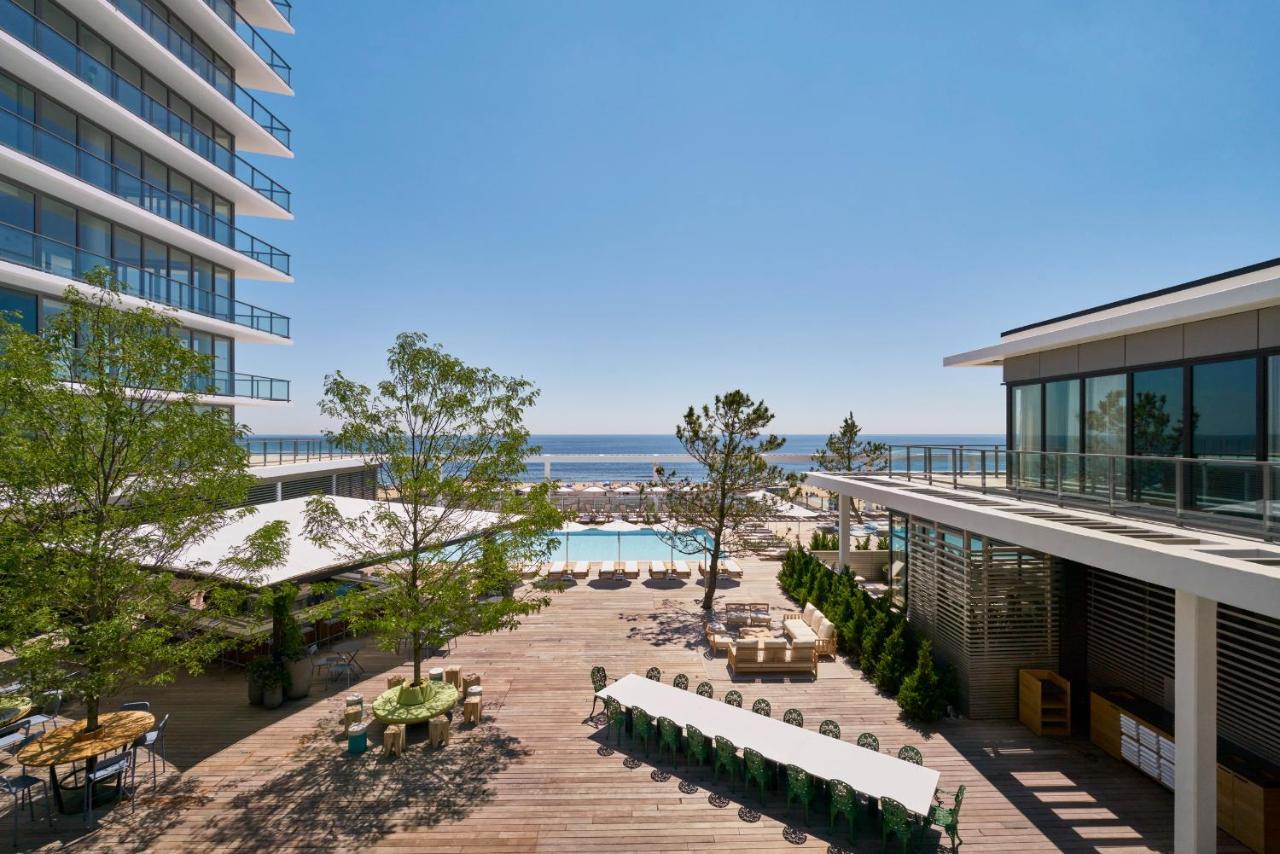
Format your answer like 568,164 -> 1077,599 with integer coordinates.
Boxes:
0,105 -> 289,275
108,0 -> 292,149
199,368 -> 289,400
0,0 -> 291,211
0,221 -> 289,337
272,0 -> 291,25
862,444 -> 1280,539
197,0 -> 291,87
239,437 -> 359,466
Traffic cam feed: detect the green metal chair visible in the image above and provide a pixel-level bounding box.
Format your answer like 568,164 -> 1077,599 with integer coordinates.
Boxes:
928,785 -> 965,851
819,719 -> 841,739
784,764 -> 814,823
696,681 -> 714,698
856,732 -> 879,752
603,696 -> 627,744
712,736 -> 739,786
631,705 -> 655,753
724,690 -> 743,708
743,747 -> 769,803
751,698 -> 771,717
828,779 -> 860,842
897,745 -> 923,765
672,673 -> 688,690
657,716 -> 681,764
645,667 -> 661,681
782,708 -> 803,727
880,797 -> 914,852
588,666 -> 609,718
685,723 -> 710,766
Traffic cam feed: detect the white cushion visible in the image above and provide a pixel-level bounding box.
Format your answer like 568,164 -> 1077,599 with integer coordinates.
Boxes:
801,603 -> 816,624
817,619 -> 836,639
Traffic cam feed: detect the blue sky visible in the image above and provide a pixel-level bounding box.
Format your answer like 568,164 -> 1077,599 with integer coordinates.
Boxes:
239,1 -> 1280,435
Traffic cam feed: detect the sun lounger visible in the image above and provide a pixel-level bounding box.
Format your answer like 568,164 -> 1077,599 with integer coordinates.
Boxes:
520,563 -> 541,580
623,560 -> 640,579
672,561 -> 691,580
721,559 -> 744,579
544,561 -> 566,581
599,560 -> 617,580
648,560 -> 669,580
572,562 -> 591,580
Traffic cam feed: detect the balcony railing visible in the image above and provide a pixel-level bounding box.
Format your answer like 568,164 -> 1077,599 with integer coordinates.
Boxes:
202,369 -> 288,400
240,437 -> 359,466
0,221 -> 290,337
866,444 -> 1280,539
0,0 -> 291,210
0,105 -> 289,275
107,0 -> 292,150
197,0 -> 291,87
272,0 -> 291,24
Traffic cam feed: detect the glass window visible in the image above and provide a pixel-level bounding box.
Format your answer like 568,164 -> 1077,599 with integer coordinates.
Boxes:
113,139 -> 143,207
39,197 -> 76,279
0,286 -> 37,333
1044,379 -> 1081,490
0,180 -> 35,265
1132,366 -> 1184,506
1084,374 -> 1127,495
77,118 -> 111,191
35,97 -> 75,174
112,225 -> 141,295
77,210 -> 110,265
0,73 -> 34,121
1193,358 -> 1259,514
143,238 -> 167,303
1011,383 -> 1042,487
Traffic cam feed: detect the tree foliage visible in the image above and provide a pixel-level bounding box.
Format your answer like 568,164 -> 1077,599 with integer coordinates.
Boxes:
813,412 -> 886,522
0,276 -> 287,730
303,333 -> 561,685
655,390 -> 784,610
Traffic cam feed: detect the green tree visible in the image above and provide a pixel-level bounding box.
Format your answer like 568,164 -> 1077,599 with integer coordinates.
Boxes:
860,608 -> 891,670
655,390 -> 784,611
897,640 -> 947,722
303,333 -> 562,686
813,412 -> 887,521
0,277 -> 286,731
873,620 -> 909,695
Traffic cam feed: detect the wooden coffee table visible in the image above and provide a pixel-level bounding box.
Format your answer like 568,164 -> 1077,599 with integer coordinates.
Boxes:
737,627 -> 776,640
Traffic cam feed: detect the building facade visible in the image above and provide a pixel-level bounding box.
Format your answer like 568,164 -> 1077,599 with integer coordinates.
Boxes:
811,258 -> 1280,853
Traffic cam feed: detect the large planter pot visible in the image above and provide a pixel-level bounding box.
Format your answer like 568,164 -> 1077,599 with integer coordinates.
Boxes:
286,658 -> 312,700
262,683 -> 284,710
248,677 -> 264,706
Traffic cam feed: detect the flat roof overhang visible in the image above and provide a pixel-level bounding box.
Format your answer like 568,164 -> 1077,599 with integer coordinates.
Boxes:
944,263 -> 1280,368
808,472 -> 1280,620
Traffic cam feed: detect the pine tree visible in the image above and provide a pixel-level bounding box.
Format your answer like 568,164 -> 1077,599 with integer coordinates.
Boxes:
860,609 -> 890,671
898,640 -> 948,722
873,621 -> 909,695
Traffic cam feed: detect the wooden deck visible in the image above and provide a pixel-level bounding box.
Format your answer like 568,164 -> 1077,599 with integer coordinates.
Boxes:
5,559 -> 1243,852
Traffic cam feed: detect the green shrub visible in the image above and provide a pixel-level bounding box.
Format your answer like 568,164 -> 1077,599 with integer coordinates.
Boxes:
873,621 -> 909,695
808,530 -> 839,551
897,640 -> 947,722
860,609 -> 890,669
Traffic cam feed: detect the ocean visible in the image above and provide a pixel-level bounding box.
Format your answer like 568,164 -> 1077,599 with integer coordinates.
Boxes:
251,433 -> 1003,483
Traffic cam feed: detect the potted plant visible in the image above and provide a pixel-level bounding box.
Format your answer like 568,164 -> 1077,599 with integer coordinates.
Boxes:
253,657 -> 287,709
247,655 -> 272,706
280,612 -> 312,700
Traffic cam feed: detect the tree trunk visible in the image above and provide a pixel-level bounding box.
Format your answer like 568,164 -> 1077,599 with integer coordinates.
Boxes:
700,528 -> 723,610
86,696 -> 99,733
412,631 -> 422,684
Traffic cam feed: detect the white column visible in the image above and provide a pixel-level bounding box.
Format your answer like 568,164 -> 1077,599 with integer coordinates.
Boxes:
837,494 -> 850,572
1174,590 -> 1217,854
544,460 -> 552,481
275,481 -> 282,502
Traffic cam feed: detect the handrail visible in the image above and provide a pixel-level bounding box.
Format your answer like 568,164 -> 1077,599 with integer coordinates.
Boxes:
0,0 -> 291,209
197,0 -> 291,86
0,221 -> 290,337
272,0 -> 292,24
107,0 -> 292,149
0,104 -> 289,275
202,368 -> 288,400
239,437 -> 357,466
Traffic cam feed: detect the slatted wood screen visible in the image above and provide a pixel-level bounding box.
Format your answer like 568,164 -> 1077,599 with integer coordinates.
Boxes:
243,482 -> 278,506
905,516 -> 1060,719
335,469 -> 377,500
281,475 -> 330,501
1086,567 -> 1280,766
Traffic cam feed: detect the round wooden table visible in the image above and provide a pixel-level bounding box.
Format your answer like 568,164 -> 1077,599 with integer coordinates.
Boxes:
0,697 -> 33,726
17,711 -> 154,814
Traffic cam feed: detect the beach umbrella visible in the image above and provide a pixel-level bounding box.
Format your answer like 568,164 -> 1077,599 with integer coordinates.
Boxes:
613,485 -> 636,494
558,520 -> 589,562
597,519 -> 640,562
581,485 -> 605,494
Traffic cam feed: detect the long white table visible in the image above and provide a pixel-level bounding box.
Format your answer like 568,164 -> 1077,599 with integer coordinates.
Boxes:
597,673 -> 940,816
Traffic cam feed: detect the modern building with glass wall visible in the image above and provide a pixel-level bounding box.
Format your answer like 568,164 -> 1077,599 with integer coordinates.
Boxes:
0,0 -> 295,417
810,258 -> 1280,853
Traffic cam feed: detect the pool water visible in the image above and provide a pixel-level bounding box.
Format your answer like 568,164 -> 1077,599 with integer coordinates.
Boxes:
549,528 -> 712,562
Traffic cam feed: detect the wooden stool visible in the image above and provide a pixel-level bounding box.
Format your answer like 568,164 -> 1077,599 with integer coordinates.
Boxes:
444,665 -> 462,690
462,673 -> 481,695
463,696 -> 481,725
428,715 -> 450,748
342,706 -> 363,734
387,675 -> 405,691
382,724 -> 405,757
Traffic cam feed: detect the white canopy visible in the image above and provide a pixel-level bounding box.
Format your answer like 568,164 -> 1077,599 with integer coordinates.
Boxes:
558,521 -> 590,532
581,485 -> 606,494
613,485 -> 637,494
597,519 -> 642,532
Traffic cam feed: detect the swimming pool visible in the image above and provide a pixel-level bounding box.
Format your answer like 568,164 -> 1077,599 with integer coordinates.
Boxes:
549,528 -> 713,562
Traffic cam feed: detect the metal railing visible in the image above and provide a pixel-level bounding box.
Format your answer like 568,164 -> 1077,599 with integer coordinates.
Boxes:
869,444 -> 1280,538
240,437 -> 357,466
106,0 -> 292,149
0,0 -> 291,209
0,221 -> 290,337
203,369 -> 289,401
195,0 -> 291,87
272,0 -> 292,24
0,106 -> 289,275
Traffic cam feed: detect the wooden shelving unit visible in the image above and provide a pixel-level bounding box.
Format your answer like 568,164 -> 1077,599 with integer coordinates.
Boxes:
1019,669 -> 1071,737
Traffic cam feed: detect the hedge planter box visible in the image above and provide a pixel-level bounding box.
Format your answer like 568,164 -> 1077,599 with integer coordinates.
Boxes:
812,549 -> 889,582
